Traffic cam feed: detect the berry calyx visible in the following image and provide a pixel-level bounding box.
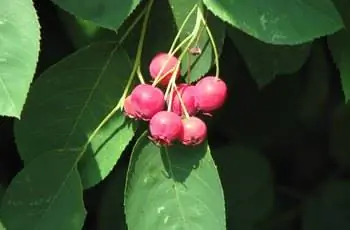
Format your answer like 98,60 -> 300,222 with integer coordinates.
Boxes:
194,76 -> 227,112
123,95 -> 137,119
169,84 -> 197,116
149,52 -> 180,86
149,111 -> 183,145
130,84 -> 165,121
180,116 -> 207,146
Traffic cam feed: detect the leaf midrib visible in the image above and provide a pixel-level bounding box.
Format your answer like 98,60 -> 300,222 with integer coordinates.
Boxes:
33,44 -> 120,229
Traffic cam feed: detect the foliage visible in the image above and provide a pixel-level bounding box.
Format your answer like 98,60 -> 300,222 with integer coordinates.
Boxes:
1,0 -> 350,230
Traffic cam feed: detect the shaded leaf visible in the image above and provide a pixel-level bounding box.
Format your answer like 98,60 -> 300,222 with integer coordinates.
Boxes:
0,0 -> 40,117
51,0 -> 142,30
203,0 -> 343,44
125,133 -> 226,230
0,149 -> 86,230
228,28 -> 311,87
14,42 -> 136,189
97,163 -> 128,230
302,180 -> 350,230
328,0 -> 350,102
213,144 -> 274,229
57,9 -> 117,49
169,0 -> 226,82
329,103 -> 350,172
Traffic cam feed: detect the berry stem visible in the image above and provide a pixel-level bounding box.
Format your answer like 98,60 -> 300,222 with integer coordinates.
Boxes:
152,33 -> 194,86
173,81 -> 190,119
75,0 -> 155,161
114,7 -> 146,42
164,63 -> 181,99
153,7 -> 205,87
136,66 -> 145,84
168,4 -> 199,54
197,9 -> 220,78
164,9 -> 202,97
152,4 -> 198,87
129,0 -> 154,85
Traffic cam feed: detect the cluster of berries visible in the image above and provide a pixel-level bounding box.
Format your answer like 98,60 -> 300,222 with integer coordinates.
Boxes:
123,52 -> 227,146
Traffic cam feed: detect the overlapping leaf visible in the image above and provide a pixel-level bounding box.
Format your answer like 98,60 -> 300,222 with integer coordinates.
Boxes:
14,42 -> 136,189
124,133 -> 226,230
0,0 -> 40,117
328,0 -> 350,102
203,0 -> 343,44
213,144 -> 274,229
50,0 -> 142,31
228,28 -> 311,87
0,149 -> 86,230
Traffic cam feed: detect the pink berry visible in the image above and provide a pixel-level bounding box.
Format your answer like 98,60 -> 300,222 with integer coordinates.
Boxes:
149,111 -> 183,145
130,84 -> 165,121
194,76 -> 227,112
180,117 -> 207,146
149,52 -> 180,86
123,95 -> 136,118
170,84 -> 197,116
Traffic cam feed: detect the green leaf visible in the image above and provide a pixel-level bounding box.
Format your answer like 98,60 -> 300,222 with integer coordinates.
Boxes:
213,144 -> 274,229
0,149 -> 86,230
14,42 -> 136,189
328,0 -> 350,102
203,0 -> 343,45
51,0 -> 142,30
228,28 -> 311,87
0,0 -> 40,117
302,180 -> 350,230
0,222 -> 5,230
169,0 -> 226,82
124,133 -> 226,230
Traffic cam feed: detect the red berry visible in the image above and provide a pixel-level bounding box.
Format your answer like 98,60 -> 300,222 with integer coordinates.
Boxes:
149,111 -> 183,145
123,95 -> 137,118
194,76 -> 227,112
149,52 -> 180,86
170,84 -> 197,116
180,117 -> 207,146
130,84 -> 165,121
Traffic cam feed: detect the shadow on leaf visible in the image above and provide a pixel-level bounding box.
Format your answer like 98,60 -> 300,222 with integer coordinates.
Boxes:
160,141 -> 207,183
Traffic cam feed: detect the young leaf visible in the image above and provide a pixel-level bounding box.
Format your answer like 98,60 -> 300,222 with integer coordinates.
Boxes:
212,144 -> 274,229
0,0 -> 40,117
169,0 -> 226,82
14,42 -> 136,189
50,0 -> 142,31
203,0 -> 343,45
124,133 -> 226,230
228,28 -> 311,87
328,0 -> 350,102
0,149 -> 86,230
302,180 -> 350,230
